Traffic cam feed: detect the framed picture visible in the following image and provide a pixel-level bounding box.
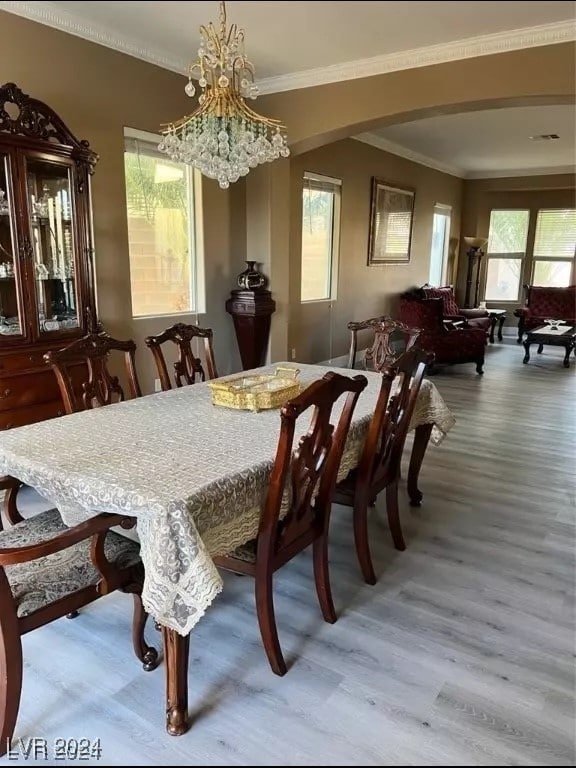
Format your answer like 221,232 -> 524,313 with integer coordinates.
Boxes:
368,178 -> 415,265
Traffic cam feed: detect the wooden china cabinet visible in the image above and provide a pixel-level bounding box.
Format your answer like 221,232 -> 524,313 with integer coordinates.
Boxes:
0,83 -> 97,430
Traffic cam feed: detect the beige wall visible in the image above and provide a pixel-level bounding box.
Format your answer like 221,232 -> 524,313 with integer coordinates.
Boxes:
457,174 -> 576,308
260,44 -> 575,153
289,139 -> 463,362
0,10 -> 246,394
1,10 -> 573,376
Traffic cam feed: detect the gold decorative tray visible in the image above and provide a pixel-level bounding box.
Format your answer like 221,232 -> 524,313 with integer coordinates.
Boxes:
209,367 -> 301,412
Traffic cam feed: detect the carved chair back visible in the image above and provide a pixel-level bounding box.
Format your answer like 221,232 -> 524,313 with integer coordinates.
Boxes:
44,331 -> 141,414
260,371 -> 368,558
348,317 -> 421,370
357,348 -> 431,496
145,323 -> 218,391
213,371 -> 367,676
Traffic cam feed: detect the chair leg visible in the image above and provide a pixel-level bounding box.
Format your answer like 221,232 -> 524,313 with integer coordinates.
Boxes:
476,357 -> 484,375
312,533 -> 336,624
255,571 -> 287,676
132,594 -> 159,672
353,498 -> 377,585
2,481 -> 24,528
0,595 -> 22,756
386,479 -> 406,552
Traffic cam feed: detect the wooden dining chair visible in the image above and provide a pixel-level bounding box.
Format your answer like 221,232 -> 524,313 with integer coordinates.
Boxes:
0,489 -> 158,755
44,329 -> 142,413
334,348 -> 432,584
145,323 -> 218,391
214,371 -> 368,677
348,317 -> 421,370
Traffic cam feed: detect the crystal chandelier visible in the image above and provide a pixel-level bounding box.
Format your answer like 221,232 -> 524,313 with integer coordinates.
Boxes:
159,0 -> 289,189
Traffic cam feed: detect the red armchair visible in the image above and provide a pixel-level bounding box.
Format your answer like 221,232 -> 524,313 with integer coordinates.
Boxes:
419,284 -> 491,333
399,297 -> 486,374
514,285 -> 576,343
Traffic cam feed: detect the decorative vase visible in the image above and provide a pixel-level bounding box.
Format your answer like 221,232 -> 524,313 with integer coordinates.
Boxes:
237,260 -> 266,290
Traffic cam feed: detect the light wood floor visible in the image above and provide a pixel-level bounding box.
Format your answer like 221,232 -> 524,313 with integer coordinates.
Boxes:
3,340 -> 575,766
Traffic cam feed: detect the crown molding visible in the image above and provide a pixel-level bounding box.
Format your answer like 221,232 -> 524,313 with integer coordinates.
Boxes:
354,133 -> 465,178
354,133 -> 575,181
257,20 -> 576,94
0,3 -> 574,95
0,1 -> 188,74
467,165 -> 576,179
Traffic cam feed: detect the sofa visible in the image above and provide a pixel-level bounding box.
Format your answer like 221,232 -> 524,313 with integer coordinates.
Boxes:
514,285 -> 576,343
414,284 -> 491,333
399,296 -> 486,374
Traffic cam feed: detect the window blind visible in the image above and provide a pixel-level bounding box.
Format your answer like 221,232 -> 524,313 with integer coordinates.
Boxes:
533,209 -> 576,258
487,209 -> 529,254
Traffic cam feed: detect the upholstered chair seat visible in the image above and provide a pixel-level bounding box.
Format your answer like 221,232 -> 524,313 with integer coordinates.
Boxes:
420,284 -> 491,333
228,539 -> 258,565
1,509 -> 142,618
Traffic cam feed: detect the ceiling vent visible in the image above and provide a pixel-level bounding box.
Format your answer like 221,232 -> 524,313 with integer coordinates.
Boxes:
529,134 -> 561,141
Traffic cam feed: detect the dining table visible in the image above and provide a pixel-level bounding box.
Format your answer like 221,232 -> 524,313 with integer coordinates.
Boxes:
0,362 -> 455,736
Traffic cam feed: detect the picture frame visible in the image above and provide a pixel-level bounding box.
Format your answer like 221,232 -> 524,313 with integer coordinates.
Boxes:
367,178 -> 415,265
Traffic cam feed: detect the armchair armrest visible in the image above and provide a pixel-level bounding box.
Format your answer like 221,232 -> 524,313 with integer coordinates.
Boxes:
0,512 -> 135,565
443,320 -> 465,331
459,308 -> 489,319
444,314 -> 467,322
514,307 -> 530,319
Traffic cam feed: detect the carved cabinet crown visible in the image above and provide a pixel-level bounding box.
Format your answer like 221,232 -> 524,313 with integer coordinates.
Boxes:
0,82 -> 97,168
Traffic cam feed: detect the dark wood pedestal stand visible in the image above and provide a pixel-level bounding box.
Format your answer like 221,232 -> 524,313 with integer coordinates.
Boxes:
226,289 -> 276,370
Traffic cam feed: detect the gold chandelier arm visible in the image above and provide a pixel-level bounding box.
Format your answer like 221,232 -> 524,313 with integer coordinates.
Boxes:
159,0 -> 289,188
219,0 -> 227,38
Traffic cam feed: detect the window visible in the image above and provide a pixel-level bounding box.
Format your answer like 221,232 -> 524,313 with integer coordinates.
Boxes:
429,204 -> 452,286
124,129 -> 204,318
532,209 -> 576,287
485,209 -> 529,301
301,173 -> 341,302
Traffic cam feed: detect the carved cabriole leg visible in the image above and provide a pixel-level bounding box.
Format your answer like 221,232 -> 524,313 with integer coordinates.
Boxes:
162,627 -> 190,736
132,595 -> 159,671
2,480 -> 23,528
352,496 -> 376,585
563,344 -> 572,369
0,572 -> 22,757
489,316 -> 497,344
523,341 -> 531,364
407,423 -> 433,508
386,479 -> 406,552
476,358 -> 484,375
498,315 -> 506,342
517,318 -> 524,344
254,569 -> 287,676
312,530 -> 337,622
537,344 -> 544,354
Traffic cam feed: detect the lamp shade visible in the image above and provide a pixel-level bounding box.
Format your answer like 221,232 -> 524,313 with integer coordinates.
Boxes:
463,236 -> 488,251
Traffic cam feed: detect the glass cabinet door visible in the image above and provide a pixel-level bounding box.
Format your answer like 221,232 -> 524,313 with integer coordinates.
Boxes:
0,153 -> 24,339
25,157 -> 80,335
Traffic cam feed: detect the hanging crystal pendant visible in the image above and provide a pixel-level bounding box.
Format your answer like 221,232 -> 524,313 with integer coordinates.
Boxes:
159,0 -> 289,189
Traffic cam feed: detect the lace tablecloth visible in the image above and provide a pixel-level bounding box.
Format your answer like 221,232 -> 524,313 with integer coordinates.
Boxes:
0,363 -> 454,635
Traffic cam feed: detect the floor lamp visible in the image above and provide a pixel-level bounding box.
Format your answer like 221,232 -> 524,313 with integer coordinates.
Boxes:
463,237 -> 488,308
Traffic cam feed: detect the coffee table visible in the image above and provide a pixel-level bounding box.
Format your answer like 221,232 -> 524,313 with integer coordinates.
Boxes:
487,309 -> 507,343
523,322 -> 576,368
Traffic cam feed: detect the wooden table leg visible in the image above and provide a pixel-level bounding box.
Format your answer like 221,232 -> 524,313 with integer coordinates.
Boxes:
523,340 -> 531,364
497,315 -> 506,342
162,627 -> 190,736
489,315 -> 497,344
407,423 -> 433,507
